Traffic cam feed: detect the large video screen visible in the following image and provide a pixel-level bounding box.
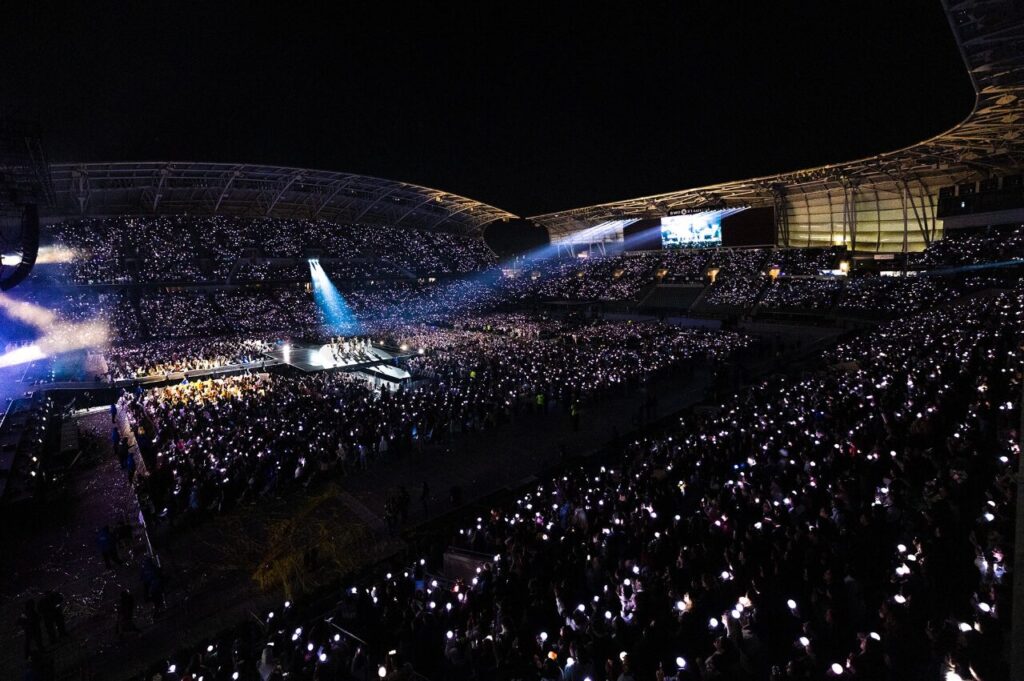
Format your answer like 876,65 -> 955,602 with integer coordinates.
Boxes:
660,214 -> 722,248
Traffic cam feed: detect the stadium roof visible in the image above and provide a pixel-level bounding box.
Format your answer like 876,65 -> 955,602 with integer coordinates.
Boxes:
47,161 -> 517,235
529,0 -> 1024,240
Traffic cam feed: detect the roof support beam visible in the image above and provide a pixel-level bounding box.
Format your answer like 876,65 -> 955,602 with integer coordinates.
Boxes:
214,170 -> 241,213
311,178 -> 354,219
72,167 -> 90,215
44,162 -> 515,230
352,186 -> 403,222
265,171 -> 304,216
151,166 -> 170,212
395,193 -> 443,225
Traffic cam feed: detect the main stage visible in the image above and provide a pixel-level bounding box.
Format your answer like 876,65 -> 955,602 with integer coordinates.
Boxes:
265,342 -> 412,382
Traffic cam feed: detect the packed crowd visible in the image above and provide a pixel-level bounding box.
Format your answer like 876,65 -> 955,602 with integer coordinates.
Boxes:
347,280 -> 507,326
528,256 -> 658,301
837,277 -> 947,318
912,225 -> 1024,268
139,293 -> 227,339
402,321 -> 748,408
759,279 -> 843,312
493,248 -> 842,306
449,313 -> 561,339
117,320 -> 747,526
527,250 -> 711,301
214,291 -> 297,334
16,219 -> 1024,681
706,249 -> 770,280
21,227 -> 1024,345
658,249 -> 713,283
764,248 -> 842,276
105,337 -> 273,379
699,277 -> 767,311
7,287 -> 141,342
694,251 -> 772,312
47,216 -> 496,285
22,233 -> 1023,362
139,288 -> 1020,681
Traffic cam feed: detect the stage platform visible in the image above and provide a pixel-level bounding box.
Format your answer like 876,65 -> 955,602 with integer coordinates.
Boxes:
265,342 -> 412,381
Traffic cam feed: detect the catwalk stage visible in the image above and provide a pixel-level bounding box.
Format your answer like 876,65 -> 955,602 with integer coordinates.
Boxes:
266,342 -> 412,382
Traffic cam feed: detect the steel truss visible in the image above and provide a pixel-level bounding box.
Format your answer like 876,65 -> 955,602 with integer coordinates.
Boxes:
47,162 -> 515,236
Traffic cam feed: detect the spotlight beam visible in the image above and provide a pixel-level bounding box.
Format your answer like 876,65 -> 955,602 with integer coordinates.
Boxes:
309,260 -> 361,335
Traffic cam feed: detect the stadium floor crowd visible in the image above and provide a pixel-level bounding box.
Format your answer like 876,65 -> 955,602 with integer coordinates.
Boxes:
2,335 -> 800,681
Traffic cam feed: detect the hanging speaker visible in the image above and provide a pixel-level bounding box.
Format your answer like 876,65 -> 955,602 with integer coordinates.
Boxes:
0,203 -> 40,291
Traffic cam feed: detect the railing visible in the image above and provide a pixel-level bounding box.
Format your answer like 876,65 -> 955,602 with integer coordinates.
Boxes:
115,403 -> 158,563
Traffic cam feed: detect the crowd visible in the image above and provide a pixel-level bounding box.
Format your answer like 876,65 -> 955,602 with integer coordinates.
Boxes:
132,285 -> 1020,681
19,236 -> 1022,364
706,249 -> 770,280
12,220 -> 1024,680
347,280 -> 507,326
490,248 -> 845,306
105,337 -> 273,379
912,225 -> 1024,268
529,256 -> 658,301
837,277 -> 946,318
3,247 -> 1019,400
449,313 -> 561,339
403,321 -> 747,410
693,251 -> 772,312
139,293 -> 227,339
48,216 -> 496,285
213,290 -> 305,333
759,279 -> 843,312
764,248 -> 842,276
23,226 -> 1024,341
699,277 -> 767,311
7,287 -> 141,342
657,250 -> 713,283
115,320 -> 747,526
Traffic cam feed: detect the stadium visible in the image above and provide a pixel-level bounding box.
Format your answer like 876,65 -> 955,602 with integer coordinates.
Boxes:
0,1 -> 1021,680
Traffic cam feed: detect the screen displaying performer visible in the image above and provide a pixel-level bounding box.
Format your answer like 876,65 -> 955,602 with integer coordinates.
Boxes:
660,214 -> 722,248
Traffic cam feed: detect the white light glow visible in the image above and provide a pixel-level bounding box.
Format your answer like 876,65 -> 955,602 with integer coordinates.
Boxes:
0,293 -> 110,368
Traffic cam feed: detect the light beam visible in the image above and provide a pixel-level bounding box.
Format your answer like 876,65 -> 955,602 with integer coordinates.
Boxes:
0,293 -> 110,368
308,260 -> 361,335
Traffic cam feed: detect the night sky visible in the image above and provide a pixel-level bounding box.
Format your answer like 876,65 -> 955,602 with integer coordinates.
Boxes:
1,1 -> 973,217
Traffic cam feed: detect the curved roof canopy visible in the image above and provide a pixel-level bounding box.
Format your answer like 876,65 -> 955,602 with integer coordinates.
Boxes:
47,161 -> 516,235
529,0 -> 1024,239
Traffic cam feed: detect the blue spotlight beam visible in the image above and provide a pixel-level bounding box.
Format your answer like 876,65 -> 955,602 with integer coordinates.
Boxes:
309,260 -> 361,335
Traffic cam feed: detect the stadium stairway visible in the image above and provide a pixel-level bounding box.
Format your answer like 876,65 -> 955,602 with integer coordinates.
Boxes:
637,283 -> 707,315
748,279 -> 776,317
225,256 -> 246,284
633,281 -> 662,308
685,281 -> 714,313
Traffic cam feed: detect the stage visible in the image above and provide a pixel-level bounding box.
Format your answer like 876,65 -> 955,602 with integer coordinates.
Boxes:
266,342 -> 412,381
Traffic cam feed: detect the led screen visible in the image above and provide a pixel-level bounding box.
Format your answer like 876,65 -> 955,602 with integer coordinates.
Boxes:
660,214 -> 722,248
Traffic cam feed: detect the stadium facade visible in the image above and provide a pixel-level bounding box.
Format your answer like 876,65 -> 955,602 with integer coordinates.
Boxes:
529,0 -> 1024,253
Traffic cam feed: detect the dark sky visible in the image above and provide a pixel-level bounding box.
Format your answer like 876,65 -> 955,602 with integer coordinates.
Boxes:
1,1 -> 973,217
